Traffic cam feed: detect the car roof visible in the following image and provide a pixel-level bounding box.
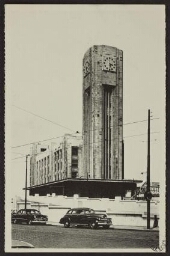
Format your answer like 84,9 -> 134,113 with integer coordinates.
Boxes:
69,208 -> 93,211
19,209 -> 39,211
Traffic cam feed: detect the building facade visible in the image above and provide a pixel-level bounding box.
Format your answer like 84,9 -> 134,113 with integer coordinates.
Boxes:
83,45 -> 123,180
30,134 -> 83,187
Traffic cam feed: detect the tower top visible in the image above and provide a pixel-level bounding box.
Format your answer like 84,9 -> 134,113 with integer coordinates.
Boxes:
83,45 -> 122,58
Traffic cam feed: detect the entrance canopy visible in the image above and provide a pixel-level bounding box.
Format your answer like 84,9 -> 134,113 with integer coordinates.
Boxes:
26,178 -> 140,199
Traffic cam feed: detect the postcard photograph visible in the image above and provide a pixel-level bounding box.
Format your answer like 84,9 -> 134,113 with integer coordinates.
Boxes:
5,4 -> 166,252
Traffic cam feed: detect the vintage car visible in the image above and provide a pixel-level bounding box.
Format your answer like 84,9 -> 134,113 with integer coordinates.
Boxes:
59,207 -> 112,229
11,209 -> 48,225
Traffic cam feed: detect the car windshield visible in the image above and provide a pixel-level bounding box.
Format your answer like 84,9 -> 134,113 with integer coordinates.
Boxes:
27,210 -> 41,215
89,209 -> 94,213
32,210 -> 41,214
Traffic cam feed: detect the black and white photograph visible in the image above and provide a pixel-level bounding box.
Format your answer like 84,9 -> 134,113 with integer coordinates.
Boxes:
5,4 -> 166,252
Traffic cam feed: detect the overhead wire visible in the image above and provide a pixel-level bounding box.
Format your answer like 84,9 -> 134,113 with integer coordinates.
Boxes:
11,134 -> 159,162
82,117 -> 159,134
12,105 -> 75,132
11,132 -> 78,149
11,107 -> 159,149
82,131 -> 159,147
12,156 -> 26,160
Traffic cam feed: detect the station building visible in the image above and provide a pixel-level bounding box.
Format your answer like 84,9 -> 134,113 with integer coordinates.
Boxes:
30,134 -> 83,187
28,45 -> 140,199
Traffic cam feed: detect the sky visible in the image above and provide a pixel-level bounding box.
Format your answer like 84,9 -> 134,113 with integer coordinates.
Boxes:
5,5 -> 165,198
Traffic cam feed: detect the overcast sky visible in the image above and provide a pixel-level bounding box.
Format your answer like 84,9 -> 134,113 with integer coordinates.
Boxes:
5,5 -> 165,198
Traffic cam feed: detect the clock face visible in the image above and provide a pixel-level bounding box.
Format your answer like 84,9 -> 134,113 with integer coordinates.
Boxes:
102,56 -> 117,72
83,61 -> 90,77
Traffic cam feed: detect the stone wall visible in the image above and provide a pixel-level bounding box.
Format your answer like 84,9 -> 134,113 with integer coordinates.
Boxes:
15,195 -> 159,227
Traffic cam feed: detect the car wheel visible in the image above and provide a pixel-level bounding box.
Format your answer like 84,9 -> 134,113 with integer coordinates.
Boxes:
89,221 -> 97,229
13,219 -> 17,224
27,220 -> 32,225
64,220 -> 70,228
103,226 -> 110,229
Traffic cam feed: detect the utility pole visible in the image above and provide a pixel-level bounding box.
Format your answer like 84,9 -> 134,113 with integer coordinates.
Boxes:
122,140 -> 124,179
25,154 -> 30,210
147,109 -> 150,229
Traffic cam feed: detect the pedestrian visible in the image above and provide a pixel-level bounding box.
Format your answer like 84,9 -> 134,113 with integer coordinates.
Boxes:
153,215 -> 158,228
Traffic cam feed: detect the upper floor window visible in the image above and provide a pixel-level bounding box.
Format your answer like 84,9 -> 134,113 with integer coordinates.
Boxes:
72,146 -> 78,156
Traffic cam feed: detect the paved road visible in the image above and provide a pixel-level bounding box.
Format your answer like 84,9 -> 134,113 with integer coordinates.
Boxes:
12,224 -> 159,249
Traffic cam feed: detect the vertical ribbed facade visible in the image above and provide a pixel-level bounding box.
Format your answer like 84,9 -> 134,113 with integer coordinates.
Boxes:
83,45 -> 123,180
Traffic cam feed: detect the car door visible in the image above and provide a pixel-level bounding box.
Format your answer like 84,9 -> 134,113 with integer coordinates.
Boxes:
76,209 -> 86,224
21,210 -> 27,223
70,209 -> 79,224
65,209 -> 73,223
81,209 -> 90,225
17,210 -> 25,223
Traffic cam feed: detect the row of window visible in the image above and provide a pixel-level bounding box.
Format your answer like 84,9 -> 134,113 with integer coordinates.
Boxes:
37,157 -> 50,169
54,150 -> 62,160
54,162 -> 62,171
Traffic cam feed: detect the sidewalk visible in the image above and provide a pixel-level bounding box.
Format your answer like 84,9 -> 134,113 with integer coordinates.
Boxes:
47,221 -> 159,232
112,225 -> 159,232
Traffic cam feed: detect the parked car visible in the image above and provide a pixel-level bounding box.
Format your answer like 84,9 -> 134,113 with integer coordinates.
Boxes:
59,207 -> 112,229
11,209 -> 48,225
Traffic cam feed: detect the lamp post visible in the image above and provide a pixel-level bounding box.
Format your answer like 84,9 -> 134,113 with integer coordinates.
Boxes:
25,154 -> 30,210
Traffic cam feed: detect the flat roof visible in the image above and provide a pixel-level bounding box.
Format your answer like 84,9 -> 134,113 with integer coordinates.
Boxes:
26,178 -> 142,190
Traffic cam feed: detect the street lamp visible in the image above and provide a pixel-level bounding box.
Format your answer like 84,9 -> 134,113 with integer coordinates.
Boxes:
25,154 -> 30,210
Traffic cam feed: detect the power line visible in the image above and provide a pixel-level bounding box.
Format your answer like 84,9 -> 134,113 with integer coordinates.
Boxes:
124,131 -> 159,139
11,115 -> 159,149
82,131 -> 160,147
123,118 -> 159,126
11,131 -> 159,159
11,132 -> 78,149
12,156 -> 26,160
12,152 -> 26,156
12,105 -> 75,132
80,117 -> 159,134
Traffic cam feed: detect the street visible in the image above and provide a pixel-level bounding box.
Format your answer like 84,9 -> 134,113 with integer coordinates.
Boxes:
12,224 -> 159,249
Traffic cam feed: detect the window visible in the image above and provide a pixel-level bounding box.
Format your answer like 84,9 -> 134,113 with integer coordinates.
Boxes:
85,210 -> 90,214
72,159 -> 78,165
72,147 -> 78,156
72,210 -> 78,214
72,164 -> 78,168
67,210 -> 72,214
72,172 -> 77,178
77,210 -> 85,214
41,148 -> 47,152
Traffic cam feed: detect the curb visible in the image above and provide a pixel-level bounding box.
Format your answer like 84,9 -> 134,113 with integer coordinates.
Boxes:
47,222 -> 159,232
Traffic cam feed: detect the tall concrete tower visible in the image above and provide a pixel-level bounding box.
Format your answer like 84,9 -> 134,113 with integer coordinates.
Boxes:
83,45 -> 123,180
